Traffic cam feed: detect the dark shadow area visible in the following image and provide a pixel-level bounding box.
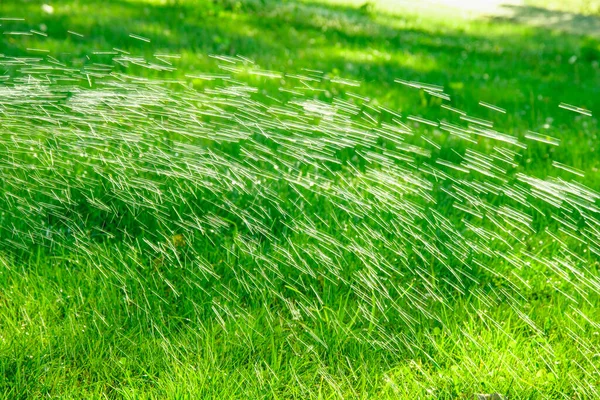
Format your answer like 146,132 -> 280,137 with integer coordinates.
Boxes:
495,4 -> 600,38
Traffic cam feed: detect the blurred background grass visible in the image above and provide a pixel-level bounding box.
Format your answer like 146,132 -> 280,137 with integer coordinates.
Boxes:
3,0 -> 600,180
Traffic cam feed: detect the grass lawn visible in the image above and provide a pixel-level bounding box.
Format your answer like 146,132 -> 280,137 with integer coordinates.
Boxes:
1,0 -> 600,398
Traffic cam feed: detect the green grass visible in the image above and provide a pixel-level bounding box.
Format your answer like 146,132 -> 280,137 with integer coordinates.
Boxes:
1,0 -> 600,398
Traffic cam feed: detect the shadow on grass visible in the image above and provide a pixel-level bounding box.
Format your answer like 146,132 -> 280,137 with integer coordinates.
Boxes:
495,4 -> 600,38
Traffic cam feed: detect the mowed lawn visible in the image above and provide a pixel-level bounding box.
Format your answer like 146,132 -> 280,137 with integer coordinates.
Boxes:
1,0 -> 600,398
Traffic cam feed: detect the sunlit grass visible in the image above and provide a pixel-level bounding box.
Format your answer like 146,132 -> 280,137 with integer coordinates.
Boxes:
1,0 -> 600,398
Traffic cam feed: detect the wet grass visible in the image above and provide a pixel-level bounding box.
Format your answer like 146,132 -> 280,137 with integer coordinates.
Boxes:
1,0 -> 600,398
